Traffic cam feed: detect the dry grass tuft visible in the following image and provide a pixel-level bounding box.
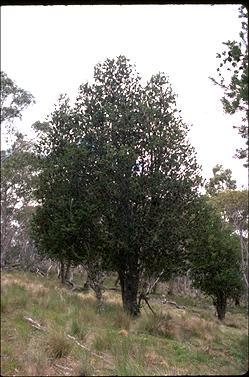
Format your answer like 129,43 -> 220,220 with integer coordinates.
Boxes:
137,310 -> 220,344
113,311 -> 131,330
180,314 -> 219,342
45,332 -> 72,359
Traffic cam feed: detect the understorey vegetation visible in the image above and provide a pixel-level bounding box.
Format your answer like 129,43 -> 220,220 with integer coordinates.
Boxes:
1,271 -> 248,376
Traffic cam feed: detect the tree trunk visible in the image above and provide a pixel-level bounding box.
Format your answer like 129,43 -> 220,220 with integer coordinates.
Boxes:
119,270 -> 140,316
214,296 -> 227,321
168,279 -> 175,295
65,260 -> 71,281
60,260 -> 65,284
235,296 -> 240,306
83,273 -> 90,290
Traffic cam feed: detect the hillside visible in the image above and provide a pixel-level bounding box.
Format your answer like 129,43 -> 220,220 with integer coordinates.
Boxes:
1,271 -> 248,376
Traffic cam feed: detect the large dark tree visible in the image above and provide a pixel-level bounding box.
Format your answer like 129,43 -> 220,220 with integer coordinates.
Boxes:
31,56 -> 202,316
73,56 -> 202,315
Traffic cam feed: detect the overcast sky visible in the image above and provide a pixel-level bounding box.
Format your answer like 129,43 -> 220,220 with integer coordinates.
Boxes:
1,5 -> 247,188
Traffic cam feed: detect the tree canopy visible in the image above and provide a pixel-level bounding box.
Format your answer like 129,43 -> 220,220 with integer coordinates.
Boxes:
31,56 -> 202,315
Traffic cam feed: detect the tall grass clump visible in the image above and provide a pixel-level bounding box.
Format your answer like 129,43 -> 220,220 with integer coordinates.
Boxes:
45,332 -> 72,359
137,312 -> 176,339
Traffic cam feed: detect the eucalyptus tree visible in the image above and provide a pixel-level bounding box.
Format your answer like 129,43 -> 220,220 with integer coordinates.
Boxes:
1,72 -> 36,268
1,71 -> 35,138
1,134 -> 37,267
205,164 -> 237,196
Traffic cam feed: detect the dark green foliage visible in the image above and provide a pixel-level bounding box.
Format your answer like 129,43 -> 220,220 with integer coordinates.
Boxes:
31,99 -> 105,267
188,198 -> 244,320
31,56 -> 202,315
210,6 -> 248,166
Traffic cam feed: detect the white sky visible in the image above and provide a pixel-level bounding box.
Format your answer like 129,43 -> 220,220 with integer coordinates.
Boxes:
1,5 -> 248,188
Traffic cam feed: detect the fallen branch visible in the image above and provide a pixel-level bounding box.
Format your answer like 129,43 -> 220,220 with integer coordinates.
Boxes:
103,286 -> 121,292
66,334 -> 113,366
161,299 -> 186,310
139,293 -> 156,315
65,280 -> 89,292
23,316 -> 47,331
54,363 -> 73,372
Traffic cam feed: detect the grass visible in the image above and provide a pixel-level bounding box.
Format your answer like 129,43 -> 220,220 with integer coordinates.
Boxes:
1,270 -> 248,376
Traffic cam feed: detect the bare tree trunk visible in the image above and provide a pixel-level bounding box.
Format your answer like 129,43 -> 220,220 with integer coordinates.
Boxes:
65,260 -> 71,281
58,260 -> 65,284
83,273 -> 90,290
86,260 -> 105,309
168,279 -> 175,295
239,231 -> 248,288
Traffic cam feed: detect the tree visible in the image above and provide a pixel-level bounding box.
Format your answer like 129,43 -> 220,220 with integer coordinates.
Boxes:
188,197 -> 244,320
210,189 -> 248,289
210,5 -> 248,166
1,71 -> 35,134
1,133 -> 38,268
205,164 -> 237,196
31,96 -> 107,292
1,73 -> 37,269
31,56 -> 202,316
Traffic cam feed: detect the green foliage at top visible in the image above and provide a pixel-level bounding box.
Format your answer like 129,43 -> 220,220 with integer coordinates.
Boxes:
210,189 -> 248,233
0,71 -> 35,125
205,164 -> 237,196
210,5 -> 248,166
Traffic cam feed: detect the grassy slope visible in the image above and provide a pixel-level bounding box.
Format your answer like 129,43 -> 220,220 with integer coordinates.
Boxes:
1,271 -> 248,376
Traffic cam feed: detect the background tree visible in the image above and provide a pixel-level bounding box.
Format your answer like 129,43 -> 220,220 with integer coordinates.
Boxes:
188,197 -> 244,320
210,189 -> 248,289
205,164 -> 237,196
210,5 -> 248,166
1,71 -> 35,138
1,73 -> 37,269
1,133 -> 38,268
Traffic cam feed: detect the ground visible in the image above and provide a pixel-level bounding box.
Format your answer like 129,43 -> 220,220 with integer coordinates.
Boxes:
1,270 -> 248,376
